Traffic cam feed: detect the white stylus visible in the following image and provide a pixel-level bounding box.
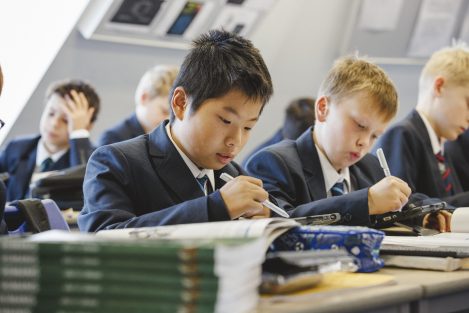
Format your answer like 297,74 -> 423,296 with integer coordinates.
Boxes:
219,173 -> 290,218
376,148 -> 391,177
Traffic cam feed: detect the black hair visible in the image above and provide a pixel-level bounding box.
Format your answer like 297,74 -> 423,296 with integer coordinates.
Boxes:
282,97 -> 316,139
46,79 -> 101,123
169,29 -> 273,122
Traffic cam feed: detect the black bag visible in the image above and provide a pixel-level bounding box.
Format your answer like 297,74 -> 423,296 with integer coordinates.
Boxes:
30,164 -> 86,211
7,199 -> 51,233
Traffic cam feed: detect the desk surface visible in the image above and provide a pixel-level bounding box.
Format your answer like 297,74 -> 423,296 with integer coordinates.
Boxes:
381,268 -> 469,298
259,281 -> 421,313
260,268 -> 469,313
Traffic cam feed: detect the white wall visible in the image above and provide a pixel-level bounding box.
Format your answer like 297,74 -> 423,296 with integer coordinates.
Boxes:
4,0 -> 424,161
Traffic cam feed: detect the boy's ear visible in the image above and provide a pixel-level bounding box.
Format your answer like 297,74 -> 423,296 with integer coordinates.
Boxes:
140,92 -> 150,105
433,76 -> 445,96
315,96 -> 329,122
171,87 -> 188,121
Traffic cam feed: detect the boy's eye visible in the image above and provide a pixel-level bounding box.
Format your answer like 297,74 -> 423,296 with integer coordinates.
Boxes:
219,116 -> 231,124
244,127 -> 252,131
356,122 -> 365,129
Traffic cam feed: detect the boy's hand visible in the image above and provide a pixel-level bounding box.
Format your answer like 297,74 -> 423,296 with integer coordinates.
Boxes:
423,210 -> 452,232
62,89 -> 95,133
368,176 -> 411,215
220,175 -> 271,219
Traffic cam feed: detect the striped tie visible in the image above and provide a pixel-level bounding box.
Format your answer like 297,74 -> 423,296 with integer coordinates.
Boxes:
435,151 -> 454,196
39,157 -> 54,172
196,175 -> 213,195
331,181 -> 345,197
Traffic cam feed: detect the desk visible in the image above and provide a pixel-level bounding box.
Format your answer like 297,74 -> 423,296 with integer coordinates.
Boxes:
259,283 -> 421,313
260,268 -> 469,313
382,268 -> 469,313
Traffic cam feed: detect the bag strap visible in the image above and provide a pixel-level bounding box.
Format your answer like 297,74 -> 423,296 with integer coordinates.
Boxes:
10,199 -> 51,233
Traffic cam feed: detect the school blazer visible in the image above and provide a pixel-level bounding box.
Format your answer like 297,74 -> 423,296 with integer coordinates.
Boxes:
374,110 -> 469,207
242,128 -> 284,166
245,127 -> 384,226
0,180 -> 7,235
78,121 -> 243,232
98,113 -> 145,146
445,130 -> 469,192
0,135 -> 94,202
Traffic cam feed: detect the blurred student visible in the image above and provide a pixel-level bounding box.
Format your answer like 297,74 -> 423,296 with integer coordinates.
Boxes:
243,97 -> 315,165
375,45 -> 469,208
78,30 -> 273,232
98,65 -> 178,146
0,64 -> 7,234
445,130 -> 469,191
247,56 -> 451,231
0,79 -> 100,202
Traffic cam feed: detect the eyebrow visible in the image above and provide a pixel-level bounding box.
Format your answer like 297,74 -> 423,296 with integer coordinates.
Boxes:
223,107 -> 259,122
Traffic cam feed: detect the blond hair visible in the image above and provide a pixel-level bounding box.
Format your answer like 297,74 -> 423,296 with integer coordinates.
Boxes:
318,56 -> 398,121
135,65 -> 179,105
419,44 -> 469,90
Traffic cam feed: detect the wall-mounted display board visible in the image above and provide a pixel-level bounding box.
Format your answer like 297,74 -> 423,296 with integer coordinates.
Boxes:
341,0 -> 469,64
78,0 -> 276,49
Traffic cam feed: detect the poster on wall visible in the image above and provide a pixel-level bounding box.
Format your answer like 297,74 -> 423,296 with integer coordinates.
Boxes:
407,0 -> 463,57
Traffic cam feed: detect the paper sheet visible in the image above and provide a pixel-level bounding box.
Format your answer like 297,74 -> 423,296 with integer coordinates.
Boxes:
358,0 -> 404,31
407,0 -> 463,57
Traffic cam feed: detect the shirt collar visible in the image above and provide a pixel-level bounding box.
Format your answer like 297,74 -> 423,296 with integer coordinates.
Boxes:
165,123 -> 215,190
36,138 -> 68,166
416,109 -> 442,155
314,144 -> 351,197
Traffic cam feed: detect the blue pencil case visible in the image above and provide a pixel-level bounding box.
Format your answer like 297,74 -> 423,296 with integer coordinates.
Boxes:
269,225 -> 385,272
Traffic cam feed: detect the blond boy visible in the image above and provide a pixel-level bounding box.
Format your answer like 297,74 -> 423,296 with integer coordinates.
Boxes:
247,56 -> 451,231
375,45 -> 469,211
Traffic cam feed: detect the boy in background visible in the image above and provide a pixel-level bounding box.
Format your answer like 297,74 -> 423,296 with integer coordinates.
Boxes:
0,79 -> 100,202
0,64 -> 7,234
243,97 -> 315,165
99,65 -> 178,146
79,30 -> 274,232
375,45 -> 469,208
247,56 -> 451,231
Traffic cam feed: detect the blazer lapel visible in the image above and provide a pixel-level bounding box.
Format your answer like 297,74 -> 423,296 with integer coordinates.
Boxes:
296,128 -> 327,200
15,138 -> 39,198
146,121 -> 205,201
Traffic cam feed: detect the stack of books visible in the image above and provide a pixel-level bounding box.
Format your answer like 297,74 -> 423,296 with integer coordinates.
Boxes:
0,231 -> 266,313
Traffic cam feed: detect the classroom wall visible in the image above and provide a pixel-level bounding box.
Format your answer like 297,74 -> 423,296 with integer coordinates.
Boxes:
4,0 -> 422,161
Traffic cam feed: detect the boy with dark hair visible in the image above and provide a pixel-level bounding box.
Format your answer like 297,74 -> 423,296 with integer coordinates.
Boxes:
243,97 -> 315,164
78,30 -> 274,232
246,56 -> 450,230
445,130 -> 469,191
0,79 -> 100,202
375,45 -> 469,207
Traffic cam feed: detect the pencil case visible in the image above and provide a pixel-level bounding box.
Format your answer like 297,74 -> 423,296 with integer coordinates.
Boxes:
268,225 -> 385,272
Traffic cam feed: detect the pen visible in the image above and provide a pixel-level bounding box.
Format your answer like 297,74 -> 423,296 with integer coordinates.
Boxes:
219,173 -> 290,218
376,148 -> 391,177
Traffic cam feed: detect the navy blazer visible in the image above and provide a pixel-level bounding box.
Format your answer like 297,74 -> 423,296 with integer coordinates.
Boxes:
374,110 -> 469,207
0,135 -> 94,202
0,180 -> 7,235
78,121 -> 243,232
245,127 -> 384,226
98,113 -> 145,146
445,130 -> 469,192
242,128 -> 284,166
